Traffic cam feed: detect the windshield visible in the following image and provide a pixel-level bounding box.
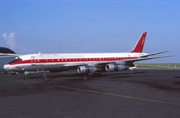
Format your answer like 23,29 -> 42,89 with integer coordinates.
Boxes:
8,57 -> 22,64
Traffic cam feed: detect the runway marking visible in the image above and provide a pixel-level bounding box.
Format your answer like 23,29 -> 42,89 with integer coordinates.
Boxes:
57,86 -> 180,106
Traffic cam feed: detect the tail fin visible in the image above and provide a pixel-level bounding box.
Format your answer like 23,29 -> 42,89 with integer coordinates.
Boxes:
130,32 -> 147,53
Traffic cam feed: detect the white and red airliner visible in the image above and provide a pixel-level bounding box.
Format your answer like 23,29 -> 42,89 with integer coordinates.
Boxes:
3,32 -> 170,78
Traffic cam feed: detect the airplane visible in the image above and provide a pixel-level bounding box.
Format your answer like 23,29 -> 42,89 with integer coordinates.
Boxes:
3,32 -> 171,79
0,53 -> 20,57
0,47 -> 20,57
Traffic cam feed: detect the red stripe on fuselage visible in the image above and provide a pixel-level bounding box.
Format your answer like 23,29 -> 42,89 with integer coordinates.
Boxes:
8,57 -> 138,65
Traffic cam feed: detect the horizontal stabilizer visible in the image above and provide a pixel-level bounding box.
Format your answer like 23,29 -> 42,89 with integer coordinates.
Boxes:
140,51 -> 168,57
126,55 -> 173,62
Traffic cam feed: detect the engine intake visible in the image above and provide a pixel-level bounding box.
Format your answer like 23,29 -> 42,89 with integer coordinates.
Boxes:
105,63 -> 128,72
77,66 -> 98,74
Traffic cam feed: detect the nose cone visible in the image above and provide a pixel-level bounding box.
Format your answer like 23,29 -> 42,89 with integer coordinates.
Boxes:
3,64 -> 10,71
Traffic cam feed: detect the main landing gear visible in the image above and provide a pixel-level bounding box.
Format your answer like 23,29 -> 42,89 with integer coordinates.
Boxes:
83,72 -> 102,80
24,71 -> 29,79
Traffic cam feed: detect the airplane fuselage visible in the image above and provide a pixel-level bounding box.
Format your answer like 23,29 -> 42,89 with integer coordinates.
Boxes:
4,52 -> 146,73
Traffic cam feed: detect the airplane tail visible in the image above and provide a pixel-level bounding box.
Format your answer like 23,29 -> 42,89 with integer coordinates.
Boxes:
130,32 -> 147,53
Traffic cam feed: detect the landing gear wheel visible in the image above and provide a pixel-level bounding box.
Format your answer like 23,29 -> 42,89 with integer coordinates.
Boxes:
83,76 -> 88,80
93,72 -> 102,77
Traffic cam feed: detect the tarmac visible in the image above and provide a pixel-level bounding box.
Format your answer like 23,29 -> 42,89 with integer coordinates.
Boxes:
0,70 -> 180,118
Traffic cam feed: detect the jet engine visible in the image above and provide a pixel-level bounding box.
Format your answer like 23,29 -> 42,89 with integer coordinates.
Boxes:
77,66 -> 98,74
105,63 -> 128,72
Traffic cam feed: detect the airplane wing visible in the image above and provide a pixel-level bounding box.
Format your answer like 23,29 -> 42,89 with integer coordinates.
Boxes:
64,61 -> 114,67
64,53 -> 172,68
0,53 -> 21,58
0,53 -> 21,56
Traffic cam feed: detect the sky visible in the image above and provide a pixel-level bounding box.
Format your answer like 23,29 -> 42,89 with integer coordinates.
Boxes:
0,0 -> 179,63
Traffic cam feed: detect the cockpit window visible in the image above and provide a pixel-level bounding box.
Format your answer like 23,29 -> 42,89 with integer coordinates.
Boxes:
9,57 -> 22,64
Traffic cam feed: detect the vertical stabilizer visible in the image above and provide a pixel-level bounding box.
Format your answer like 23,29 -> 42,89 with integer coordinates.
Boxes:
130,32 -> 147,53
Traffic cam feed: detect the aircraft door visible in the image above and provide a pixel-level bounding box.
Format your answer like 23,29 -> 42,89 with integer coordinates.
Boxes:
31,56 -> 36,65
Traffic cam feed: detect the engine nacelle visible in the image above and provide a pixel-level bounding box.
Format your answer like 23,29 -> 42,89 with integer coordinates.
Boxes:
77,66 -> 98,74
105,63 -> 128,72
